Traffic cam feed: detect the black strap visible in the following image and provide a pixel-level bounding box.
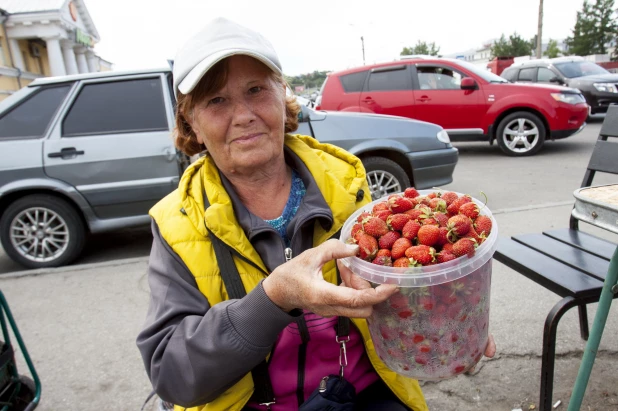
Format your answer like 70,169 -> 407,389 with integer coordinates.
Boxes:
335,264 -> 350,338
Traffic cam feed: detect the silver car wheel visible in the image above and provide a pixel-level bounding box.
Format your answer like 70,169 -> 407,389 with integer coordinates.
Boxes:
502,118 -> 540,154
366,170 -> 403,200
10,207 -> 70,263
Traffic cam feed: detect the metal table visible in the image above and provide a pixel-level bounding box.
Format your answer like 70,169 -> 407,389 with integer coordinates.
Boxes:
568,184 -> 618,411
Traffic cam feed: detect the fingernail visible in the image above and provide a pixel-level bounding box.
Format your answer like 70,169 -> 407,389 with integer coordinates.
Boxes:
346,244 -> 359,252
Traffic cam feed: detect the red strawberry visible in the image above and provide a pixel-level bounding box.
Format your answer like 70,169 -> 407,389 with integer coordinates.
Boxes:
374,209 -> 393,222
418,344 -> 432,353
412,333 -> 425,344
404,208 -> 424,221
452,237 -> 477,258
393,257 -> 415,267
436,227 -> 449,247
450,332 -> 460,343
378,231 -> 400,250
398,309 -> 414,319
436,251 -> 457,263
391,238 -> 413,259
362,217 -> 389,238
376,249 -> 391,258
351,223 -> 363,238
418,296 -> 434,311
372,201 -> 390,213
387,213 -> 412,231
447,214 -> 472,241
379,325 -> 397,340
401,220 -> 421,240
427,192 -> 437,199
389,196 -> 414,213
429,198 -> 447,212
465,226 -> 484,244
415,354 -> 429,365
405,245 -> 436,265
433,212 -> 449,227
357,233 -> 379,260
453,364 -> 466,374
422,217 -> 439,226
417,225 -> 441,247
447,195 -> 472,216
414,196 -> 431,207
372,254 -> 392,266
404,187 -> 420,198
441,191 -> 459,205
474,215 -> 492,237
459,202 -> 480,219
389,292 -> 408,309
356,211 -> 371,223
442,242 -> 454,254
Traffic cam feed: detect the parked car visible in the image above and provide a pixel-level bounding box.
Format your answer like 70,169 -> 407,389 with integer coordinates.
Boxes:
316,57 -> 589,156
500,56 -> 618,115
0,69 -> 457,269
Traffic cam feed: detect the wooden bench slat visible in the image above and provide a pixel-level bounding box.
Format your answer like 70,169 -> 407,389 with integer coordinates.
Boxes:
494,238 -> 603,298
512,233 -> 610,282
543,228 -> 617,261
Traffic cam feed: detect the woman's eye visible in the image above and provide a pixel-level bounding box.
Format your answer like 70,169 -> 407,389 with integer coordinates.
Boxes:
209,97 -> 224,105
249,86 -> 262,94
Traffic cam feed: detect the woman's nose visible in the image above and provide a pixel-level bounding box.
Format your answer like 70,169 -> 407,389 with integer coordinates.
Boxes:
232,99 -> 257,125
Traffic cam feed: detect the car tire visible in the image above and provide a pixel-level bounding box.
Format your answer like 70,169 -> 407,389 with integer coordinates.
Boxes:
496,111 -> 546,156
0,194 -> 86,269
363,156 -> 411,200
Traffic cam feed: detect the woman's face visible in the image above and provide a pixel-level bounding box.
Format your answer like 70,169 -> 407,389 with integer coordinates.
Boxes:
189,55 -> 287,177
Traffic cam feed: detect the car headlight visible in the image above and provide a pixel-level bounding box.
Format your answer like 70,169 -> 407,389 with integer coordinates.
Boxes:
593,83 -> 618,93
550,93 -> 586,104
436,129 -> 450,143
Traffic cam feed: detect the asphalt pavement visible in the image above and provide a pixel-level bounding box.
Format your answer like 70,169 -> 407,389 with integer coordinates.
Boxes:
2,117 -> 618,410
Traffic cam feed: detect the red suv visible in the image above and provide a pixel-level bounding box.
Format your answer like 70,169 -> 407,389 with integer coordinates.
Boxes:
316,58 -> 588,156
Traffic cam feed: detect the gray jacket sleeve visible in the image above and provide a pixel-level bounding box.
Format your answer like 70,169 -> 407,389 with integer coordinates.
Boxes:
136,220 -> 296,407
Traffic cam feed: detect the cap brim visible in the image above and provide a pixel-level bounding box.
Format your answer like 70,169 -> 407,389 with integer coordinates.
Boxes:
178,49 -> 282,95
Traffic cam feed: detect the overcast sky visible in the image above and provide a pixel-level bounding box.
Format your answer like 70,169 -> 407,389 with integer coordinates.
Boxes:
86,0 -> 587,76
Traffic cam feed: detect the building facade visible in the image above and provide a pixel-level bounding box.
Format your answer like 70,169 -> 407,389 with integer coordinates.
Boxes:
0,0 -> 111,100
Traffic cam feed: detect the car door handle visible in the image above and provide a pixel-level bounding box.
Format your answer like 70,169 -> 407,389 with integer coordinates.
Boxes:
362,97 -> 374,104
48,147 -> 85,159
416,96 -> 431,102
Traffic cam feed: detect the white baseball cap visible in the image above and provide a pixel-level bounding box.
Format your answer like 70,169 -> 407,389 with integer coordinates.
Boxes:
173,17 -> 283,97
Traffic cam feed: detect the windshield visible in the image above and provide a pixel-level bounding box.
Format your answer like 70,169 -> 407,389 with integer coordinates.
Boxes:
451,59 -> 508,83
553,61 -> 609,78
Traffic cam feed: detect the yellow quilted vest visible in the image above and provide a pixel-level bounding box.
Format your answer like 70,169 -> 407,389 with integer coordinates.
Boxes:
149,134 -> 428,411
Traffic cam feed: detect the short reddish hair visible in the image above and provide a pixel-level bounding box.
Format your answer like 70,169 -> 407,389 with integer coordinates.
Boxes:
174,58 -> 300,156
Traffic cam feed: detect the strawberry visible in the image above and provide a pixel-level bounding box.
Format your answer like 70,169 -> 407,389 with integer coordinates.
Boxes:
356,211 -> 371,223
440,191 -> 459,205
418,296 -> 434,311
403,187 -> 420,198
414,196 -> 431,207
415,354 -> 429,365
418,343 -> 432,353
372,201 -> 390,213
405,245 -> 436,265
401,220 -> 421,241
452,237 -> 477,258
465,226 -> 484,244
474,215 -> 492,237
398,308 -> 415,319
453,364 -> 466,374
391,238 -> 413,259
379,324 -> 397,340
459,202 -> 480,219
389,292 -> 409,309
442,242 -> 454,254
362,217 -> 389,238
357,233 -> 379,260
429,198 -> 447,212
436,227 -> 449,247
351,223 -> 363,238
404,208 -> 424,221
417,225 -> 440,246
378,231 -> 400,250
389,196 -> 414,213
376,249 -> 391,258
436,251 -> 457,263
387,213 -> 412,231
374,209 -> 393,222
372,254 -> 392,266
393,257 -> 417,268
447,195 -> 472,216
433,212 -> 449,227
427,192 -> 437,199
447,214 -> 472,240
412,333 -> 425,344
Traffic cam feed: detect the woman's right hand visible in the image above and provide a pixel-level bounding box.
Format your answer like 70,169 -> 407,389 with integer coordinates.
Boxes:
262,239 -> 399,318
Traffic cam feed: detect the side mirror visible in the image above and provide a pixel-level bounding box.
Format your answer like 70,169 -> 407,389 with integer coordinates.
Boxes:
460,77 -> 477,90
549,77 -> 563,84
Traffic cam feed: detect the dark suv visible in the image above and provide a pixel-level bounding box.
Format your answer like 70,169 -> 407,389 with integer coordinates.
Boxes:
501,57 -> 618,115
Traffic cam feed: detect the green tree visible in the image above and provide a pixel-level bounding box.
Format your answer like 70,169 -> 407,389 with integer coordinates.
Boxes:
545,39 -> 561,58
491,33 -> 532,58
401,40 -> 440,56
566,0 -> 617,56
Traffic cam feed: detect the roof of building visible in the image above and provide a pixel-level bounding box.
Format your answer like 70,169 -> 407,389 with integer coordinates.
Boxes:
0,0 -> 65,14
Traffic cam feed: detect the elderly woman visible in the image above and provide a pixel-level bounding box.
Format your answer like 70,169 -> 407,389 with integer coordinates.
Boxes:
137,18 -> 492,411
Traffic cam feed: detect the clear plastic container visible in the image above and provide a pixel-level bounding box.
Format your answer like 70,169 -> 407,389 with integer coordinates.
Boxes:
340,190 -> 498,380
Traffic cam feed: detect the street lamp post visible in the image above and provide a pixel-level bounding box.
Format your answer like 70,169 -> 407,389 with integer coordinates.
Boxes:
361,36 -> 365,65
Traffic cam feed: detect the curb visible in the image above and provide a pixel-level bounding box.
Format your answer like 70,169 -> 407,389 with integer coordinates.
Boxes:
0,256 -> 150,279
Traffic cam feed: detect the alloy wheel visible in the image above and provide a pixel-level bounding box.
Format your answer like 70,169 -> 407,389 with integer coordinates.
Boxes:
502,118 -> 540,154
366,170 -> 403,200
9,207 -> 70,263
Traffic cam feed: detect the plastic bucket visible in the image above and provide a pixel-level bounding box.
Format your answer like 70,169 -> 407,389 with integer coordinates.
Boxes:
340,190 -> 498,380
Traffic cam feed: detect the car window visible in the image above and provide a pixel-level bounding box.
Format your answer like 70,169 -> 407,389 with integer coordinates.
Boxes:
62,78 -> 168,137
340,71 -> 368,92
500,68 -> 517,82
417,66 -> 463,90
538,67 -> 556,82
0,85 -> 71,140
554,61 -> 609,78
367,66 -> 411,91
518,68 -> 536,82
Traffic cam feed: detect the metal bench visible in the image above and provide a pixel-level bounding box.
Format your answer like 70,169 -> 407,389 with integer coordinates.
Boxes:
493,107 -> 618,411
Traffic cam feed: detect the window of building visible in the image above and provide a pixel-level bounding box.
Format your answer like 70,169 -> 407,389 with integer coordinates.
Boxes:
0,41 -> 6,66
62,78 -> 168,137
367,66 -> 410,91
0,86 -> 71,139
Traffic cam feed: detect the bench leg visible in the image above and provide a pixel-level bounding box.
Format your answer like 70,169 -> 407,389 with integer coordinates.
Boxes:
578,304 -> 589,341
540,296 -> 579,411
